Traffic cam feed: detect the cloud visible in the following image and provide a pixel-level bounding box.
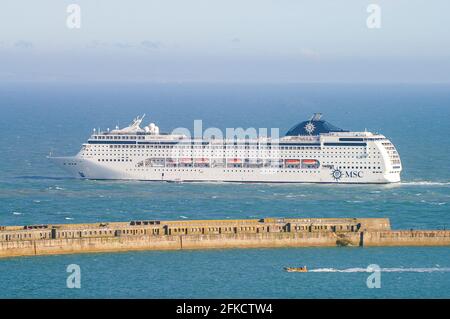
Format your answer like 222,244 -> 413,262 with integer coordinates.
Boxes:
140,41 -> 161,49
114,42 -> 135,49
86,40 -> 162,50
299,48 -> 319,60
14,41 -> 34,49
86,40 -> 104,49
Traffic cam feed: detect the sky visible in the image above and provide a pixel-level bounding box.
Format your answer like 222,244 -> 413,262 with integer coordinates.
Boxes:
0,0 -> 449,83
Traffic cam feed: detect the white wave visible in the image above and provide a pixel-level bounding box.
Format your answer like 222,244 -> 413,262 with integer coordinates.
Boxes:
65,217 -> 74,220
421,200 -> 447,206
346,200 -> 364,203
309,267 -> 450,273
401,181 -> 450,186
12,211 -> 22,215
33,200 -> 41,203
179,215 -> 188,219
48,186 -> 65,190
286,194 -> 307,198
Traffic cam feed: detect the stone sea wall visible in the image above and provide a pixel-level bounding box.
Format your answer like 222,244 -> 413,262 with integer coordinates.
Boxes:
0,232 -> 362,258
1,218 -> 449,258
362,230 -> 450,246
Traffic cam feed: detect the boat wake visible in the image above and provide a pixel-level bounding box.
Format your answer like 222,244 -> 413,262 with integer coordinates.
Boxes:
401,181 -> 450,186
15,175 -> 78,181
310,267 -> 450,273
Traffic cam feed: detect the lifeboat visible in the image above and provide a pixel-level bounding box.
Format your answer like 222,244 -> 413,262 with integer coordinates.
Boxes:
285,159 -> 301,165
270,159 -> 283,164
284,266 -> 308,273
180,158 -> 193,164
302,159 -> 318,165
228,158 -> 242,164
195,158 -> 209,163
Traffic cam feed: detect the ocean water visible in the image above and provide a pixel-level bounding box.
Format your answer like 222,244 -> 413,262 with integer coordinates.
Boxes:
0,83 -> 449,298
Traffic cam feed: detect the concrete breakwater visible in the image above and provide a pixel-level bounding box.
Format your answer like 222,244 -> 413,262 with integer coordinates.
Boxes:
1,217 -> 449,258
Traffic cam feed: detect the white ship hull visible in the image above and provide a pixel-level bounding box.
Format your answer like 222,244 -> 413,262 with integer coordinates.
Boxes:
50,156 -> 400,184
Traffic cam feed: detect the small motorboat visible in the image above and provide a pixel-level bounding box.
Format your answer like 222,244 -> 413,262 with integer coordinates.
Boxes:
284,266 -> 308,273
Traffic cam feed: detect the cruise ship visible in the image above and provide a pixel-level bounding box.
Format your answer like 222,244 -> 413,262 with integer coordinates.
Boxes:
50,113 -> 402,183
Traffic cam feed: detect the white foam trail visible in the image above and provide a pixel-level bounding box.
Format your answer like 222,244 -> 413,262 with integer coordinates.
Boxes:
310,267 -> 450,273
401,181 -> 450,186
12,211 -> 22,215
286,194 -> 307,198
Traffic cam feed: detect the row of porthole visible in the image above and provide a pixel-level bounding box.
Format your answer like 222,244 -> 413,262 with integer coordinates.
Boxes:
92,145 -> 373,153
96,145 -> 383,151
94,155 -> 381,162
92,149 -> 370,153
91,150 -> 376,154
90,153 -> 341,157
104,159 -> 383,169
125,168 -> 320,173
97,159 -> 131,162
327,167 -> 382,170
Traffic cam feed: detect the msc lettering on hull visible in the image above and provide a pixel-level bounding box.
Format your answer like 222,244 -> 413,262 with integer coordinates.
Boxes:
345,171 -> 364,178
331,169 -> 364,181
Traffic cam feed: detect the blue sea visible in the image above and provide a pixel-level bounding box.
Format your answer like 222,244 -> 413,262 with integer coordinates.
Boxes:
0,83 -> 449,298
